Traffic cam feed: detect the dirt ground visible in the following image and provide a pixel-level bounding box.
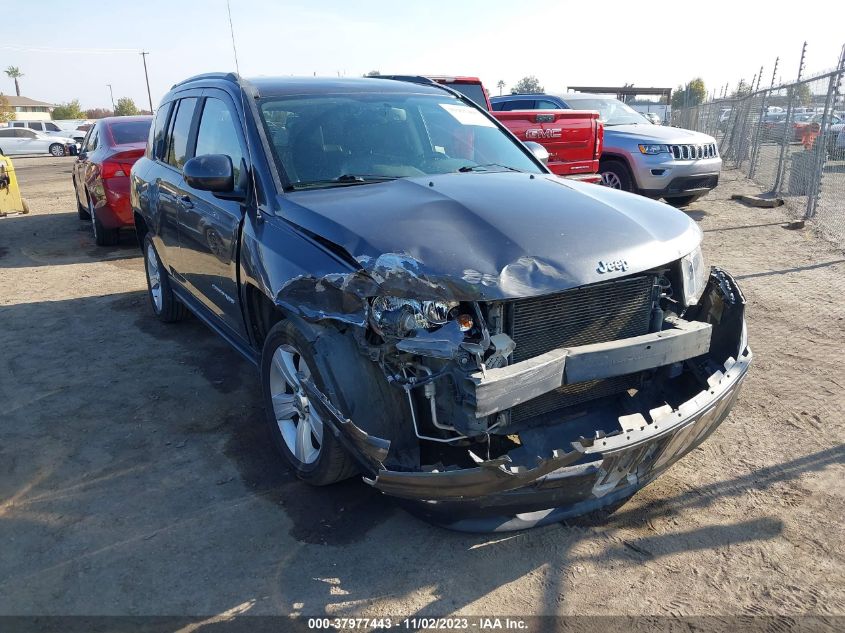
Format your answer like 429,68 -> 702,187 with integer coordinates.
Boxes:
1,156 -> 843,618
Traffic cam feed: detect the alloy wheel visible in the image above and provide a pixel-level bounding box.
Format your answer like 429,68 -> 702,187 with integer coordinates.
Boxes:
145,242 -> 163,312
89,199 -> 98,240
600,171 -> 622,189
268,344 -> 323,465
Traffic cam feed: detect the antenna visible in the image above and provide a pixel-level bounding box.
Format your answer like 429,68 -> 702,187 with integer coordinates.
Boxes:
226,0 -> 261,214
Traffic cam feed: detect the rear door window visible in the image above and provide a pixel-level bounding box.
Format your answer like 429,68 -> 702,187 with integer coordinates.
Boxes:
536,99 -> 561,109
166,98 -> 198,170
84,126 -> 99,152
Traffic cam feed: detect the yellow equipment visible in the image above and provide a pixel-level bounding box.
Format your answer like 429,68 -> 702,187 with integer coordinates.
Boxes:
0,155 -> 28,216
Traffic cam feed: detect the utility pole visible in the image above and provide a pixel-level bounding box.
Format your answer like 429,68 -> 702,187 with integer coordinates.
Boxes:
140,51 -> 153,112
107,84 -> 115,111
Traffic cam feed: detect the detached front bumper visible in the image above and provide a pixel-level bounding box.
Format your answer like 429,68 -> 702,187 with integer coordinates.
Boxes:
306,269 -> 751,532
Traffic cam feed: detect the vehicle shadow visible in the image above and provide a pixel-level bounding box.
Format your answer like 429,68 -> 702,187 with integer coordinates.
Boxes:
0,209 -> 139,268
278,445 -> 840,621
0,288 -> 836,618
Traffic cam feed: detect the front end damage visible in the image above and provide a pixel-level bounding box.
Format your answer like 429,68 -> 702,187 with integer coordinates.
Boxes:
295,265 -> 750,532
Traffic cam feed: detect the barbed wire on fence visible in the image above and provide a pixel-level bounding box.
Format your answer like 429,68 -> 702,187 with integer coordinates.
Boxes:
672,46 -> 845,248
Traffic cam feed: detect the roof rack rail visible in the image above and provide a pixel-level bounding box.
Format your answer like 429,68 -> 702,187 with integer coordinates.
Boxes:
171,72 -> 240,90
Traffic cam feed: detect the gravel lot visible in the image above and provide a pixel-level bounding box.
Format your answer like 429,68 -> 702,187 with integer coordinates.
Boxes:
1,156 -> 843,619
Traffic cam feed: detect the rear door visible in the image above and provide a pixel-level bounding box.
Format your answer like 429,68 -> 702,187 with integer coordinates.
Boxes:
176,90 -> 248,338
16,129 -> 46,154
73,123 -> 99,206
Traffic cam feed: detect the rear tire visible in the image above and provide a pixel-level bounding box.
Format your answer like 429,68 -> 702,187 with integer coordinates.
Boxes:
599,160 -> 635,193
142,234 -> 187,323
49,143 -> 65,157
261,320 -> 359,486
75,184 -> 90,219
666,195 -> 702,208
89,198 -> 119,246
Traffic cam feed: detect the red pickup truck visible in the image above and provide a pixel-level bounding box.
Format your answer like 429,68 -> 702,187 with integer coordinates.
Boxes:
410,76 -> 603,182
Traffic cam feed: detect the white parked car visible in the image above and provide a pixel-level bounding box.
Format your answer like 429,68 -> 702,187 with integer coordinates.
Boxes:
0,127 -> 77,156
10,119 -> 87,143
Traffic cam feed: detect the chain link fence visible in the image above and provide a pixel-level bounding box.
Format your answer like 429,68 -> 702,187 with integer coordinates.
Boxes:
673,56 -> 845,248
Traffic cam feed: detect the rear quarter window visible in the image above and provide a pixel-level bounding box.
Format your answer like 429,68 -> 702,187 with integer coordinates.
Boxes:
166,98 -> 198,170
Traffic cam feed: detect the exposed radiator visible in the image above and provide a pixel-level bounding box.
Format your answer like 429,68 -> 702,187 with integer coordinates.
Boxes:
506,275 -> 656,424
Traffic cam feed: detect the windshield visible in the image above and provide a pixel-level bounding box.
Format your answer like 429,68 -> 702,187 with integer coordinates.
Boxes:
563,97 -> 648,126
258,93 -> 542,189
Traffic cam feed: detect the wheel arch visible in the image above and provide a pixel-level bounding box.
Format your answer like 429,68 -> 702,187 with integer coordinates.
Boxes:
599,153 -> 638,190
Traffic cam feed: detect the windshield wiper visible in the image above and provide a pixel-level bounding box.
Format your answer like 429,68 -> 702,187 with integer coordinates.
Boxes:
457,163 -> 521,173
292,174 -> 398,189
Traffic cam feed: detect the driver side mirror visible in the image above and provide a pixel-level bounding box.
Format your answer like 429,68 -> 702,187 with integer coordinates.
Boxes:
184,154 -> 235,193
524,141 -> 550,166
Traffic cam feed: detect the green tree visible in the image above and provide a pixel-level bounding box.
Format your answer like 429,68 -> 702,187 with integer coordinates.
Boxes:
511,75 -> 544,94
365,70 -> 381,77
52,99 -> 84,120
671,78 -> 707,108
496,79 -> 506,96
114,97 -> 139,116
795,83 -> 811,106
4,66 -> 23,97
729,79 -> 752,99
0,94 -> 14,123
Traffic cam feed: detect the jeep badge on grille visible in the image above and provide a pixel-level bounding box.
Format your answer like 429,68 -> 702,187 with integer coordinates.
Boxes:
597,259 -> 629,274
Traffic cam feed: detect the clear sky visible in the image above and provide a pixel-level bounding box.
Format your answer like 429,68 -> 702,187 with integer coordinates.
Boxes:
2,0 -> 843,110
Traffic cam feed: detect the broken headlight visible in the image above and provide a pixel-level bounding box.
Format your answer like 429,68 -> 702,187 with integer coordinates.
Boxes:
679,245 -> 709,307
370,297 -> 459,337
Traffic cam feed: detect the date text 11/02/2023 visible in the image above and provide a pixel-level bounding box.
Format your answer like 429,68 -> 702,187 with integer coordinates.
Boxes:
306,617 -> 529,630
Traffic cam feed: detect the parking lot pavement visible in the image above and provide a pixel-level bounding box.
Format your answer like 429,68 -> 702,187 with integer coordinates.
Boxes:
1,156 -> 843,617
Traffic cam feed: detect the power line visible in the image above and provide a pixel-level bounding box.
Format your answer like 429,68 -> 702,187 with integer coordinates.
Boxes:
0,44 -> 139,54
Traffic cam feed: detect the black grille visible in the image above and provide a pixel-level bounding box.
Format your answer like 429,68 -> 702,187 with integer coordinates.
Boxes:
507,275 -> 655,424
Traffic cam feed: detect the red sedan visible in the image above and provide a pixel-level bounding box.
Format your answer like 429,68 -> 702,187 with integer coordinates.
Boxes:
72,116 -> 152,245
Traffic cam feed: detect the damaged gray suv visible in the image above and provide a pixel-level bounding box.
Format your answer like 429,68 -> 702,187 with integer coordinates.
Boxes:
131,74 -> 751,532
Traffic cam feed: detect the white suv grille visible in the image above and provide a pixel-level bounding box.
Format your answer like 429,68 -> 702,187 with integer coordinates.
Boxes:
670,143 -> 718,160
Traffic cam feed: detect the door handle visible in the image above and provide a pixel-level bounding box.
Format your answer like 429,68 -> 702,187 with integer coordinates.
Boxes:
179,195 -> 194,208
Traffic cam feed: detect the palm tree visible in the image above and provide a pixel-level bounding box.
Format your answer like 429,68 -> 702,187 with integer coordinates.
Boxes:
5,66 -> 23,97
497,80 -> 505,96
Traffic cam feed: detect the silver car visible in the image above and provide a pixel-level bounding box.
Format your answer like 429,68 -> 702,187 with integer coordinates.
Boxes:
0,127 -> 77,156
561,94 -> 721,207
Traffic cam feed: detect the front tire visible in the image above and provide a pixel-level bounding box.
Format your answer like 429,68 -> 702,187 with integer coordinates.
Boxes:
49,143 -> 65,157
261,320 -> 358,486
142,234 -> 187,323
599,160 -> 635,193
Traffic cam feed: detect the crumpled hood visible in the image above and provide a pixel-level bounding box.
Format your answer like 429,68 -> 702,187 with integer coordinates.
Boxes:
279,172 -> 701,301
605,123 -> 716,144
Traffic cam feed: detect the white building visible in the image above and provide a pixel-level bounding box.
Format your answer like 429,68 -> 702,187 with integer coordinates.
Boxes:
0,95 -> 55,121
